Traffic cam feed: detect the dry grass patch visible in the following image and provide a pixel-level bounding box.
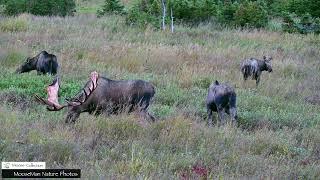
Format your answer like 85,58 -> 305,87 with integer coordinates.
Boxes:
0,14 -> 29,32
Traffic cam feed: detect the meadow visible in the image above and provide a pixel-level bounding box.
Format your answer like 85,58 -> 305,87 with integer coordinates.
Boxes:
0,11 -> 320,178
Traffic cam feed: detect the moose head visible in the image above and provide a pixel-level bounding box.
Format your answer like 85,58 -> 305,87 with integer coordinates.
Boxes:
263,55 -> 273,73
34,71 -> 99,123
16,57 -> 36,74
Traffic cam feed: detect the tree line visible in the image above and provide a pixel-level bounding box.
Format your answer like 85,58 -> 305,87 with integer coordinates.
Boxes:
99,0 -> 320,34
1,0 -> 319,34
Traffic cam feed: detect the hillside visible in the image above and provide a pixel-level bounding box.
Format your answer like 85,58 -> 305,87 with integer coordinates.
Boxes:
0,11 -> 319,178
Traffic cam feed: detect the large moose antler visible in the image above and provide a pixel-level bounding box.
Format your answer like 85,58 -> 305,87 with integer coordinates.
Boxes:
34,71 -> 99,111
66,71 -> 99,106
34,76 -> 66,111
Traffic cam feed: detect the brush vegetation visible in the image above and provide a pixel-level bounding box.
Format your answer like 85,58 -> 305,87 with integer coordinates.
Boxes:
0,10 -> 320,179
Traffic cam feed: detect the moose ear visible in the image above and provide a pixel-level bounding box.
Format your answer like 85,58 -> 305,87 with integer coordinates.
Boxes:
214,80 -> 219,85
26,57 -> 31,63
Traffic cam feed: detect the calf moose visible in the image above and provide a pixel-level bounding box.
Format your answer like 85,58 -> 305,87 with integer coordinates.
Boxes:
35,71 -> 156,123
206,80 -> 237,126
16,51 -> 58,75
240,55 -> 273,86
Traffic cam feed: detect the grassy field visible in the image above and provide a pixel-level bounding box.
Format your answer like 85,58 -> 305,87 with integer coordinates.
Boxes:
0,12 -> 320,178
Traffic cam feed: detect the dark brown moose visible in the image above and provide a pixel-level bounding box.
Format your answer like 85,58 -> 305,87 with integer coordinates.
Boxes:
16,51 -> 58,75
35,71 -> 155,123
240,55 -> 273,86
206,80 -> 237,126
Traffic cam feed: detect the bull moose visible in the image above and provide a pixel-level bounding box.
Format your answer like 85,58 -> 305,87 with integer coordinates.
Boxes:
206,80 -> 237,126
35,71 -> 155,123
16,51 -> 58,75
240,55 -> 273,86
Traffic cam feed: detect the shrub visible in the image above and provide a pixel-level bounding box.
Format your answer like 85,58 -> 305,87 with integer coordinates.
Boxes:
4,0 -> 75,16
97,0 -> 125,17
234,1 -> 268,28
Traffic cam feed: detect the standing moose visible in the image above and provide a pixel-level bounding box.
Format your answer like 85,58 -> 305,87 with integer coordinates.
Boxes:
206,80 -> 238,126
240,55 -> 273,86
35,71 -> 156,123
16,51 -> 59,75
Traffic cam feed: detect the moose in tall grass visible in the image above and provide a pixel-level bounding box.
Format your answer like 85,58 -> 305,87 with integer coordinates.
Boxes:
206,80 -> 238,126
240,55 -> 273,86
35,71 -> 155,123
16,51 -> 58,75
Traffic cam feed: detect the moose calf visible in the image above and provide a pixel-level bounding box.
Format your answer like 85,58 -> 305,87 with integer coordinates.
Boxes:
16,51 -> 58,75
240,55 -> 273,86
206,80 -> 237,126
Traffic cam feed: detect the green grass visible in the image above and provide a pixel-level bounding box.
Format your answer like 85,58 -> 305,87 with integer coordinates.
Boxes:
0,13 -> 320,178
75,0 -> 104,14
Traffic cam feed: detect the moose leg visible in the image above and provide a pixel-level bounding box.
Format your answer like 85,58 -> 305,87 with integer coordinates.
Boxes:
225,108 -> 231,125
217,106 -> 225,126
242,70 -> 249,88
147,112 -> 155,122
43,65 -> 50,75
243,73 -> 248,81
138,99 -> 155,122
127,104 -> 135,113
255,77 -> 260,87
139,109 -> 155,122
51,67 -> 57,75
226,108 -> 237,126
255,72 -> 261,87
230,107 -> 237,126
46,66 -> 52,75
207,107 -> 213,127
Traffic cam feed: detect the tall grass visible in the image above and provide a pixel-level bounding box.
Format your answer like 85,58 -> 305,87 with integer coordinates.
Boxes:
0,15 -> 28,32
0,13 -> 319,178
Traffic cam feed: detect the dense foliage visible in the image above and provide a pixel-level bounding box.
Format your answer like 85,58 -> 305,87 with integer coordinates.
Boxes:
283,13 -> 320,34
2,0 -> 76,16
96,0 -> 320,33
234,1 -> 268,28
286,0 -> 320,18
